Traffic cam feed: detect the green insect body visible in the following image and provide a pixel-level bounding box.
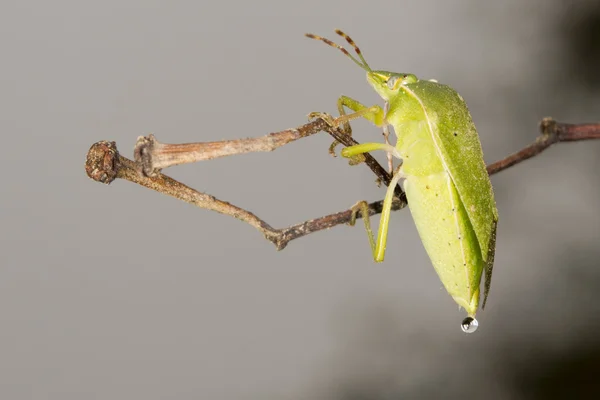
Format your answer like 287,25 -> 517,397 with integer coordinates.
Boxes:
306,30 -> 498,329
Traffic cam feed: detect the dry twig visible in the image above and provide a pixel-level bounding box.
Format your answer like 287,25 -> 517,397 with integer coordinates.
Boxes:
85,117 -> 600,250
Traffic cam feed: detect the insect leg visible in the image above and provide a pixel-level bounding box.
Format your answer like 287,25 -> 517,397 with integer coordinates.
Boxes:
327,96 -> 385,158
371,167 -> 404,261
337,95 -> 385,132
350,165 -> 403,262
341,142 -> 399,159
349,200 -> 376,255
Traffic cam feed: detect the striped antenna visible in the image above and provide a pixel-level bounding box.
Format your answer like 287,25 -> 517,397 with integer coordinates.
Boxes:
305,29 -> 372,71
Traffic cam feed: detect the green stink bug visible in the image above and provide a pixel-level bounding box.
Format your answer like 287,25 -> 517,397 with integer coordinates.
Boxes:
305,30 -> 498,332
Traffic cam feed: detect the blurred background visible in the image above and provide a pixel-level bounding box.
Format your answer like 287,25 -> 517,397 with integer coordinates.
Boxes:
1,0 -> 599,398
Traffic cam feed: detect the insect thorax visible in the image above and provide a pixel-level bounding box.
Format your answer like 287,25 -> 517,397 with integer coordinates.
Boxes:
388,88 -> 445,177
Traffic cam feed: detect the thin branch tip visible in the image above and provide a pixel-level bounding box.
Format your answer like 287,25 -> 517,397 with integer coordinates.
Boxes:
85,141 -> 119,184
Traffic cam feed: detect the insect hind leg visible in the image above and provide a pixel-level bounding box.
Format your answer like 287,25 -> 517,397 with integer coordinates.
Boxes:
350,166 -> 404,262
350,200 -> 377,256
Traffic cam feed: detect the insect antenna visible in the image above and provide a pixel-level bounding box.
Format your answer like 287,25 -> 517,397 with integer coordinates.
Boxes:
334,29 -> 371,71
305,30 -> 371,72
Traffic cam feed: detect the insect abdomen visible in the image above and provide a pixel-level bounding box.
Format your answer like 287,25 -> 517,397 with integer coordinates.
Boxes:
403,171 -> 483,315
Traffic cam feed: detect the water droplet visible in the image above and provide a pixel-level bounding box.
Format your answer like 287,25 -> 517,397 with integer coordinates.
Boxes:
461,317 -> 478,333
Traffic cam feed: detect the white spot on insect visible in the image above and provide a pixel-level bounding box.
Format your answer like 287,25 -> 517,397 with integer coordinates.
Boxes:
429,78 -> 438,83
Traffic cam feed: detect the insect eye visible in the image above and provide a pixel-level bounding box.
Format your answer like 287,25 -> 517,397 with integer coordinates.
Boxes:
386,76 -> 399,90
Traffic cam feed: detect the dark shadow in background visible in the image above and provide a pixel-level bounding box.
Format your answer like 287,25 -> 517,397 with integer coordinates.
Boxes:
560,2 -> 600,91
327,248 -> 600,400
501,245 -> 600,399
507,332 -> 600,399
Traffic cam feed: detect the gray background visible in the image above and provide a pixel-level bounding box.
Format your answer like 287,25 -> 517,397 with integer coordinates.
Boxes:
2,0 -> 600,399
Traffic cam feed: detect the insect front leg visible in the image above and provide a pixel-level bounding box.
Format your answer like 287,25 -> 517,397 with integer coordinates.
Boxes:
309,96 -> 384,163
330,96 -> 385,159
336,95 -> 385,133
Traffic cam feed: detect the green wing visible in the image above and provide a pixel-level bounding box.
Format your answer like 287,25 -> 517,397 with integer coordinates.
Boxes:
408,80 -> 499,303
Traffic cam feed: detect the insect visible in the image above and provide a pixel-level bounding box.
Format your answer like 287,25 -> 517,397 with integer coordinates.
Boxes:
305,30 -> 498,332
